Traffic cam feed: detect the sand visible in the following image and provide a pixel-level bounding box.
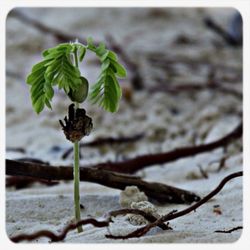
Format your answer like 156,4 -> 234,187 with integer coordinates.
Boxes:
5,7 -> 242,243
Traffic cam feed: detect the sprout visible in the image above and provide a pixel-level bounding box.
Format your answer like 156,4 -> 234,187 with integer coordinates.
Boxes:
26,38 -> 126,233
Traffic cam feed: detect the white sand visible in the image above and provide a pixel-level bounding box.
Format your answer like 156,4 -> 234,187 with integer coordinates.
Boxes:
6,8 -> 242,243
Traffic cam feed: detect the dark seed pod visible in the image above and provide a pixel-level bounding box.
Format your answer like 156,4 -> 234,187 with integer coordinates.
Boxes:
59,104 -> 93,142
68,76 -> 89,103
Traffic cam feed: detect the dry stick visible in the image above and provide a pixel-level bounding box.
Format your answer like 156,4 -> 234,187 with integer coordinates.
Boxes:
62,132 -> 145,159
6,159 -> 200,203
214,226 -> 243,234
93,122 -> 242,174
106,171 -> 243,239
204,17 -> 241,46
10,218 -> 110,243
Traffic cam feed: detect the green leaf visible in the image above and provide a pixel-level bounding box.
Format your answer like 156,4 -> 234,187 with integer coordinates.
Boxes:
101,59 -> 110,71
78,46 -> 86,62
107,51 -> 118,61
34,95 -> 45,114
95,42 -> 107,57
89,68 -> 122,113
110,60 -> 127,78
26,43 -> 82,114
45,98 -> 52,109
26,39 -> 126,114
86,37 -> 95,50
87,39 -> 126,113
100,50 -> 109,62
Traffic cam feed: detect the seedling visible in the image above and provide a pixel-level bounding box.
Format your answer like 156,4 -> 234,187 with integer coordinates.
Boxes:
26,38 -> 126,232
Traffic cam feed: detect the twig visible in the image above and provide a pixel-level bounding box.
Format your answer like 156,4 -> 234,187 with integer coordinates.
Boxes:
215,226 -> 243,233
204,17 -> 242,46
217,156 -> 228,172
6,159 -> 200,204
105,171 -> 243,239
10,218 -> 110,243
94,122 -> 242,174
62,133 -> 145,159
197,165 -> 209,179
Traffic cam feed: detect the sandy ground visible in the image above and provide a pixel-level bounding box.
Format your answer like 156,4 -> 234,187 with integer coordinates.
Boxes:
5,8 -> 242,243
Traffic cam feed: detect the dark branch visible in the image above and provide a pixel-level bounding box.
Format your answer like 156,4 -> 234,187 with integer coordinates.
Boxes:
10,218 -> 110,243
6,159 -> 200,204
106,171 -> 243,239
214,226 -> 243,234
204,17 -> 242,46
94,122 -> 242,174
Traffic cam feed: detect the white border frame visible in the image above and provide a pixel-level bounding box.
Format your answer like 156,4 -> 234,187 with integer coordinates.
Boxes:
1,1 -> 249,249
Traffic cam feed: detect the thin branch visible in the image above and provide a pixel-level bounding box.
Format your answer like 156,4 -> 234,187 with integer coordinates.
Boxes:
10,218 -> 110,243
204,17 -> 242,46
106,171 -> 243,239
214,226 -> 243,234
62,133 -> 145,159
6,159 -> 200,204
94,122 -> 242,174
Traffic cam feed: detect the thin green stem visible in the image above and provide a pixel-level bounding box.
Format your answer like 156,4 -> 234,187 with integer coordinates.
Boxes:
73,47 -> 83,233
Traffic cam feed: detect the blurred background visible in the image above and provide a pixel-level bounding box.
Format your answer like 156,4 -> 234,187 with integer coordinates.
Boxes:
6,7 -> 242,169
